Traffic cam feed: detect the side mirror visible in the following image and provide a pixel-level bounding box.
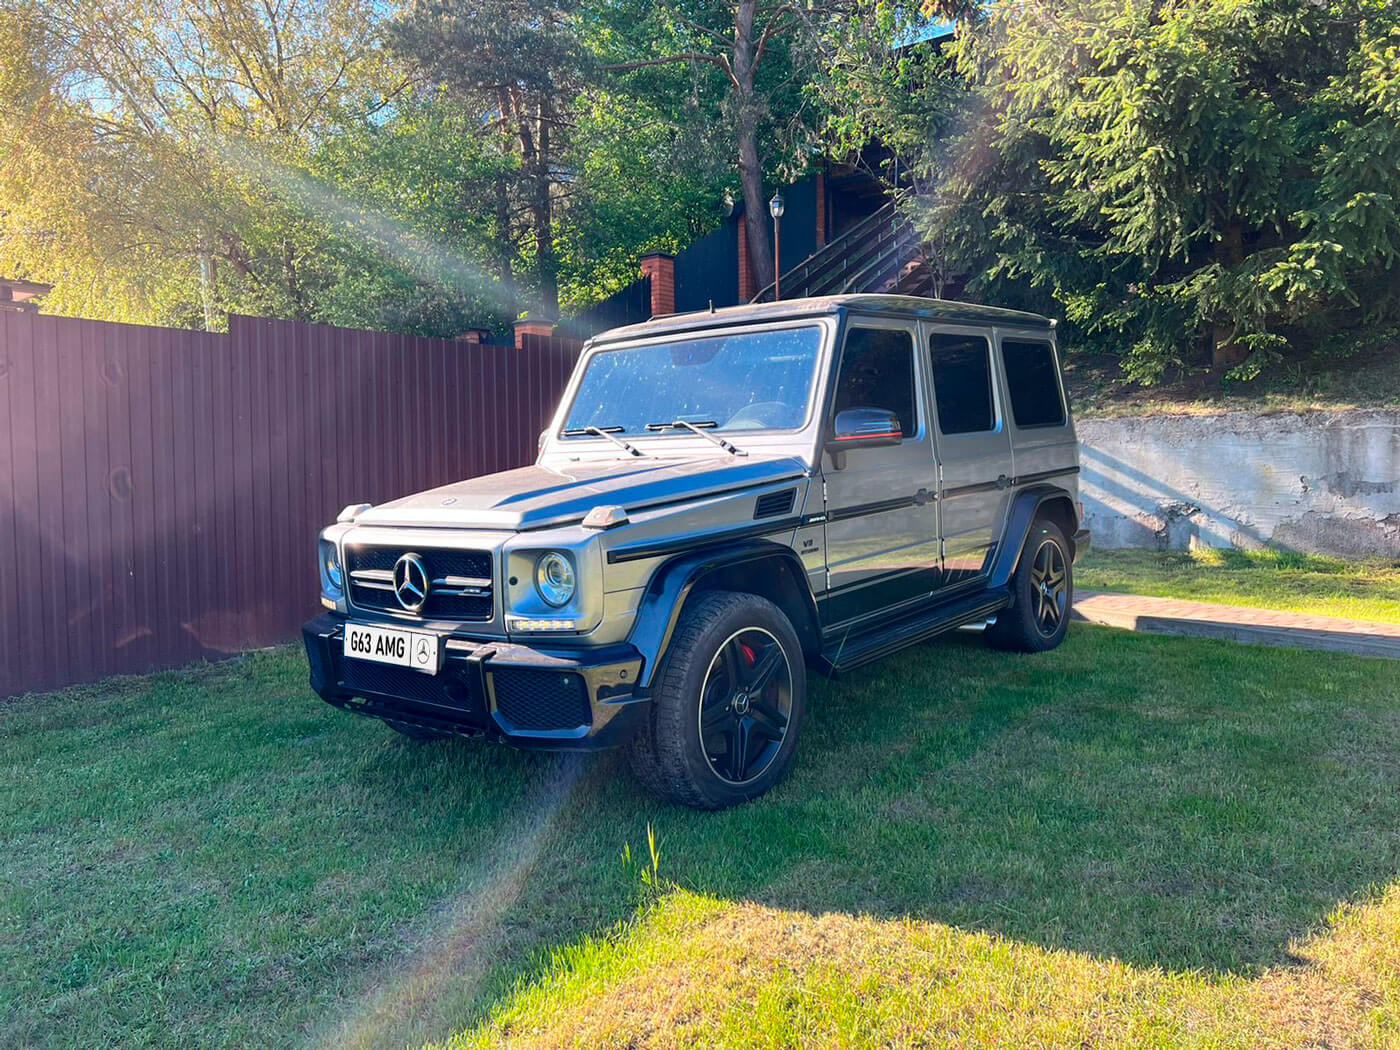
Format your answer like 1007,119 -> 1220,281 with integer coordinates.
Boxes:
827,408 -> 903,453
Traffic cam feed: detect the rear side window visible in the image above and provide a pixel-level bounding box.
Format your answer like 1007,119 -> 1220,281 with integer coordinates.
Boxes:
928,333 -> 995,434
833,327 -> 917,437
1001,339 -> 1066,428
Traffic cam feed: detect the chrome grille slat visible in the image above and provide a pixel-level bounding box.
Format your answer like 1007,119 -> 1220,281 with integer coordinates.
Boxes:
345,545 -> 494,621
350,568 -> 393,582
437,575 -> 492,589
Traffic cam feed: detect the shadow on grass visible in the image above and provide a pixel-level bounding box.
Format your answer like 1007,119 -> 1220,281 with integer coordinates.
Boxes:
321,624 -> 1400,1045
6,625 -> 1399,1049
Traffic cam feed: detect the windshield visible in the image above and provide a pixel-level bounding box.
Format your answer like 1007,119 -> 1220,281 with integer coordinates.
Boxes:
562,325 -> 823,438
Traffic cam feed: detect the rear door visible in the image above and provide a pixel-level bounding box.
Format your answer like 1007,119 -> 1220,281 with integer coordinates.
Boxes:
820,318 -> 942,627
923,325 -> 1014,585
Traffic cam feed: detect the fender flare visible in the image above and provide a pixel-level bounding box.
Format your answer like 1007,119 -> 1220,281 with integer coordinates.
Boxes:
626,539 -> 820,692
988,484 -> 1080,589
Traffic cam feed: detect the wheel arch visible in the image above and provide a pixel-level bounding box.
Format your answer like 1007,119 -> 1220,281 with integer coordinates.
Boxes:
989,486 -> 1079,589
627,540 -> 821,692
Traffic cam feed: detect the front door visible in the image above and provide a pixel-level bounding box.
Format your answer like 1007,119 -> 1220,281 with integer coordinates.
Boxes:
923,325 -> 1014,585
820,320 -> 942,628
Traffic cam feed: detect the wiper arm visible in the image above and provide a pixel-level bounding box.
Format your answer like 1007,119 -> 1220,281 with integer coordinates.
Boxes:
645,419 -> 746,456
562,424 -> 644,457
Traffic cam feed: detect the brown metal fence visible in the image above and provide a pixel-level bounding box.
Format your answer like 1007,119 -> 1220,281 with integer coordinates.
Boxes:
0,312 -> 583,697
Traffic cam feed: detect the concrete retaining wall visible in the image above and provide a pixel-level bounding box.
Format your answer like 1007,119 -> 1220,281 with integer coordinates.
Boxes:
1077,409 -> 1400,559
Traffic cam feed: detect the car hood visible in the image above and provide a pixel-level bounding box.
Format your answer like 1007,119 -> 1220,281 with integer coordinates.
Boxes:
353,454 -> 808,531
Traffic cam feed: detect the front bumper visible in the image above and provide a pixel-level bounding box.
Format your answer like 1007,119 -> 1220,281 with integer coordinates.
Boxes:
302,613 -> 647,750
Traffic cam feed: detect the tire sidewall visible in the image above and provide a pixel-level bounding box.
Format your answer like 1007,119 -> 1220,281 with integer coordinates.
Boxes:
661,592 -> 806,808
1014,520 -> 1072,651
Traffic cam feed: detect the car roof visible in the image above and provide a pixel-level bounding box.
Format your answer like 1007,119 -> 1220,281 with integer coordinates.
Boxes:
590,294 -> 1055,344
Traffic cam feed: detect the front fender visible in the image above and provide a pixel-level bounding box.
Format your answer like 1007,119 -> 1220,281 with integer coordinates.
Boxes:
626,540 -> 818,692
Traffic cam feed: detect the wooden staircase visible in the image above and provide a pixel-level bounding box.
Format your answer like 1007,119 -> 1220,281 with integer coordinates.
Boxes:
750,201 -> 935,303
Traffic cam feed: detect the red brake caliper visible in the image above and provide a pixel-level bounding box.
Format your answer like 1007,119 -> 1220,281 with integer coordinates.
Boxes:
739,642 -> 757,696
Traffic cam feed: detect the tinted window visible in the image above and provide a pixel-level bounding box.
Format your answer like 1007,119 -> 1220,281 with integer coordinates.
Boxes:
833,327 -> 917,437
928,333 -> 995,434
1001,339 -> 1066,428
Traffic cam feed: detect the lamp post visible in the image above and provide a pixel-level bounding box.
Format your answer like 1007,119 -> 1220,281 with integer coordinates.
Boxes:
769,192 -> 785,300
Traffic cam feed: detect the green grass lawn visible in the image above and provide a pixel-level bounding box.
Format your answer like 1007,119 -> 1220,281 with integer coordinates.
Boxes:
1078,547 -> 1400,623
4,627 -> 1399,1048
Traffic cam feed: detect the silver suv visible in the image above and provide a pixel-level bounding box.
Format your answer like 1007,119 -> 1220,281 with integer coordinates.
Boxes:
303,294 -> 1089,809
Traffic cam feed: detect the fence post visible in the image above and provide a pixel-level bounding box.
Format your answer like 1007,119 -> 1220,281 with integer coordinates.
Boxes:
513,319 -> 555,349
639,253 -> 676,317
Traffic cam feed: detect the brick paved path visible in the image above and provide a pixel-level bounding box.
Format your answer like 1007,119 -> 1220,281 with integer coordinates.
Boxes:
1072,590 -> 1400,660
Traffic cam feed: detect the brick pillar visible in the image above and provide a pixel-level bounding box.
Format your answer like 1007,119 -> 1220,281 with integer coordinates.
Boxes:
737,221 -> 756,303
455,327 -> 491,345
513,319 -> 555,348
639,253 -> 676,317
815,172 -> 827,248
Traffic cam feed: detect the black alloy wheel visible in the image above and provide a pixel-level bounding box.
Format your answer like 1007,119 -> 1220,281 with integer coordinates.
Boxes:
628,590 -> 807,809
1029,535 -> 1069,637
986,516 -> 1073,653
697,627 -> 793,785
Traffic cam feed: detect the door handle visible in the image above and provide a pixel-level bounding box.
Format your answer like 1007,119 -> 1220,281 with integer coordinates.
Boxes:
996,474 -> 1010,490
914,487 -> 934,505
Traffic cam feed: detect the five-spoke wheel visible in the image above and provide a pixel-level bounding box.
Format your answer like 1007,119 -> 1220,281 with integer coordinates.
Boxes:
986,516 -> 1073,652
697,628 -> 793,785
1029,535 -> 1068,637
628,591 -> 806,809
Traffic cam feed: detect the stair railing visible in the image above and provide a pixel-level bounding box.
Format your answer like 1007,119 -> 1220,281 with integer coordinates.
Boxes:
750,201 -> 920,303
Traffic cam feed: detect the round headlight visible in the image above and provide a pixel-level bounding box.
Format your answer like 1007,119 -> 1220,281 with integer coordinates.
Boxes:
321,542 -> 343,591
535,552 -> 576,607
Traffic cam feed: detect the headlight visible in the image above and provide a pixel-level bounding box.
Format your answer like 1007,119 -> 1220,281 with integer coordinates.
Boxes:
320,539 -> 344,595
535,551 -> 575,607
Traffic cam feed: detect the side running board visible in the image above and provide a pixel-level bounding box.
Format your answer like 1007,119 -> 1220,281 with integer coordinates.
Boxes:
819,588 -> 1012,675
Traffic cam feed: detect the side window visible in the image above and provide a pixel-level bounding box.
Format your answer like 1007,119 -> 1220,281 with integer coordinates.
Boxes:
928,333 -> 995,434
1001,339 -> 1066,428
832,327 -> 917,437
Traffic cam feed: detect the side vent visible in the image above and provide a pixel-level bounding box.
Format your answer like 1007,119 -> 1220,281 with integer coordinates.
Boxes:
754,488 -> 796,520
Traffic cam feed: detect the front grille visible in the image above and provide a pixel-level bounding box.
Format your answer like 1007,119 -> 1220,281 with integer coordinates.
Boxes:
491,669 -> 591,732
345,545 -> 493,621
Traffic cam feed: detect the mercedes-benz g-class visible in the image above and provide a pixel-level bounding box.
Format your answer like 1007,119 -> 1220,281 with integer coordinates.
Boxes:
303,294 -> 1090,808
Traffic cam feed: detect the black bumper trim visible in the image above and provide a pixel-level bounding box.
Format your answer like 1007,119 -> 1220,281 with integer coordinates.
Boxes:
303,614 -> 648,751
1072,528 -> 1091,562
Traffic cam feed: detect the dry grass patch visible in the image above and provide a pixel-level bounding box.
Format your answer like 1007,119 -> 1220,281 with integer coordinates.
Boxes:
448,886 -> 1400,1050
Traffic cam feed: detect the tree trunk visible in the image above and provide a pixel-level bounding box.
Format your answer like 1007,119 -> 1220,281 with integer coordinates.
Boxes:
1211,222 -> 1247,370
515,101 -> 559,319
737,118 -> 773,292
533,105 -> 559,318
198,250 -> 217,332
492,169 -> 515,320
732,0 -> 774,291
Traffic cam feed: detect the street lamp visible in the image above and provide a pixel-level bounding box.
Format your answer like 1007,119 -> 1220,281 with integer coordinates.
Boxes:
769,192 -> 785,300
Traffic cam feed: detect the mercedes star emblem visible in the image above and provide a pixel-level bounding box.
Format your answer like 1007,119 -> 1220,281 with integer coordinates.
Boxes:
392,552 -> 430,612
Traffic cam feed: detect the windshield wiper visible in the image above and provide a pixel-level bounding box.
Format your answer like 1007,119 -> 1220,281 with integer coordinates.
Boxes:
562,424 -> 644,457
645,419 -> 746,456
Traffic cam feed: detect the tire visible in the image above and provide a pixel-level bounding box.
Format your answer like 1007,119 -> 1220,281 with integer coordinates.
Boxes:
385,719 -> 450,741
628,590 -> 806,810
986,517 -> 1073,653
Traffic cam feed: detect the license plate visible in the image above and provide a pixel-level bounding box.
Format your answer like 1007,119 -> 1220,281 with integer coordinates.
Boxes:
343,623 -> 440,675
